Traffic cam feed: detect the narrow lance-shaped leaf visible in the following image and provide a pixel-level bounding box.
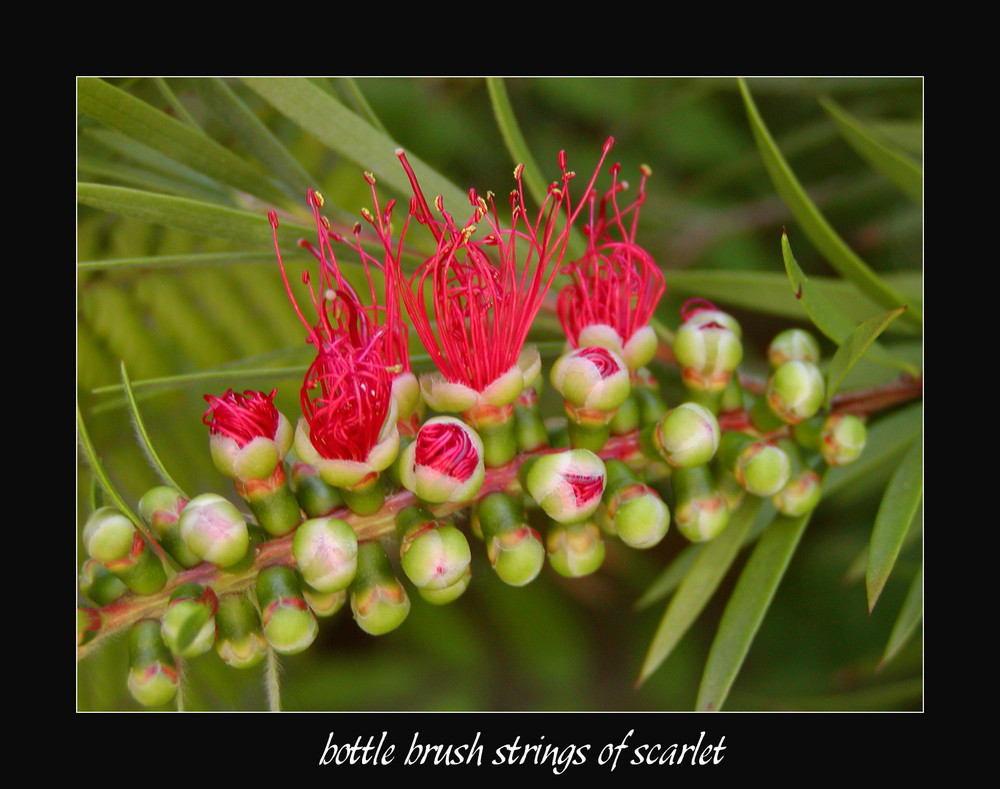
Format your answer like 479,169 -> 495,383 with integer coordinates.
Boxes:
77,183 -> 311,249
78,78 -> 290,207
738,78 -> 921,328
638,497 -> 765,686
120,361 -> 188,499
880,563 -> 922,669
825,306 -> 907,407
867,436 -> 923,611
820,96 -> 922,206
695,505 -> 816,711
782,232 -> 919,377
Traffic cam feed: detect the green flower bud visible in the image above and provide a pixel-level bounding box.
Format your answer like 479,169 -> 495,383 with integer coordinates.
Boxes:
608,391 -> 641,435
476,492 -> 545,587
418,565 -> 472,605
127,619 -> 178,707
83,508 -> 167,595
718,432 -> 791,497
396,507 -> 471,591
83,507 -> 137,565
289,459 -> 344,518
550,346 -> 631,412
601,460 -> 670,549
766,360 -> 825,425
768,328 -> 822,368
653,402 -> 721,469
672,466 -> 731,542
78,559 -> 128,606
303,587 -> 347,618
138,486 -> 201,569
178,493 -> 249,569
673,315 -> 743,392
820,413 -> 867,466
160,584 -> 219,658
398,417 -> 485,504
520,449 -> 607,525
547,521 -> 606,578
292,517 -> 358,594
773,468 -> 823,517
256,565 -> 319,654
632,368 -> 669,426
350,541 -> 410,636
215,594 -> 267,669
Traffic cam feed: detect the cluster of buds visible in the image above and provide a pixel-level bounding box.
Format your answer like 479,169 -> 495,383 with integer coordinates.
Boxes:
78,140 -> 871,708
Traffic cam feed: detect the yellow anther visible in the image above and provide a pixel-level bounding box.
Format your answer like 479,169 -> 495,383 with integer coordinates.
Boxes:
314,191 -> 325,207
514,163 -> 524,179
640,163 -> 652,176
361,207 -> 374,222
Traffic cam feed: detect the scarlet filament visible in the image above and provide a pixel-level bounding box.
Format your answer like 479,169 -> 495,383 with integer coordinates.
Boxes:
203,389 -> 280,447
413,421 -> 480,481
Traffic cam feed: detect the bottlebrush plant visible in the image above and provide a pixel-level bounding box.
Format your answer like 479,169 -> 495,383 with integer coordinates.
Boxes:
77,77 -> 923,711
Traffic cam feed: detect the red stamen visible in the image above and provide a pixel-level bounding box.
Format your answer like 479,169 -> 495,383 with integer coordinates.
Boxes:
394,141 -> 614,392
557,161 -> 665,347
300,335 -> 392,463
680,297 -> 718,322
203,389 -> 280,447
563,473 -> 605,506
578,346 -> 624,378
413,421 -> 479,481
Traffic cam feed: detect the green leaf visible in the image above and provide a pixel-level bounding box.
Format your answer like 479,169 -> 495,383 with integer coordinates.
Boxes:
782,232 -> 919,376
820,96 -> 922,206
186,78 -> 316,198
78,78 -> 290,207
696,506 -> 815,711
241,78 -> 470,216
77,183 -> 310,248
867,436 -> 923,610
77,402 -> 143,532
824,306 -> 907,407
637,496 -> 764,686
119,361 -> 188,498
78,250 -> 280,273
666,269 -> 922,336
880,563 -> 922,669
487,78 -> 549,208
738,78 -> 921,328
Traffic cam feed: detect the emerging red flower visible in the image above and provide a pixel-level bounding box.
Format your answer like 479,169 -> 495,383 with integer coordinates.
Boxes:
556,161 -> 665,370
393,139 -> 615,400
203,389 -> 280,447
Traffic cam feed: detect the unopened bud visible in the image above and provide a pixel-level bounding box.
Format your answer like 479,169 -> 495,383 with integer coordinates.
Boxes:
418,565 -> 472,605
127,619 -> 178,707
766,360 -> 825,424
139,486 -> 200,569
601,459 -> 670,549
215,594 -> 267,669
160,584 -> 219,658
672,466 -> 731,542
398,417 -> 485,504
520,449 -> 607,525
820,413 -> 867,466
547,521 -> 606,578
292,517 -> 358,594
768,328 -> 822,368
673,314 -> 743,392
719,432 -> 791,497
350,541 -> 410,635
476,493 -> 545,587
178,493 -> 250,569
256,565 -> 319,654
83,508 -> 167,595
396,506 -> 471,591
79,559 -> 128,606
652,402 -> 720,469
550,346 -> 631,412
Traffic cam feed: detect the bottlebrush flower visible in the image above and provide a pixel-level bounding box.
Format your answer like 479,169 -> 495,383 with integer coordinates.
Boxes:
556,161 -> 665,372
392,140 -> 615,420
269,207 -> 400,491
298,185 -> 421,429
203,388 -> 293,482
